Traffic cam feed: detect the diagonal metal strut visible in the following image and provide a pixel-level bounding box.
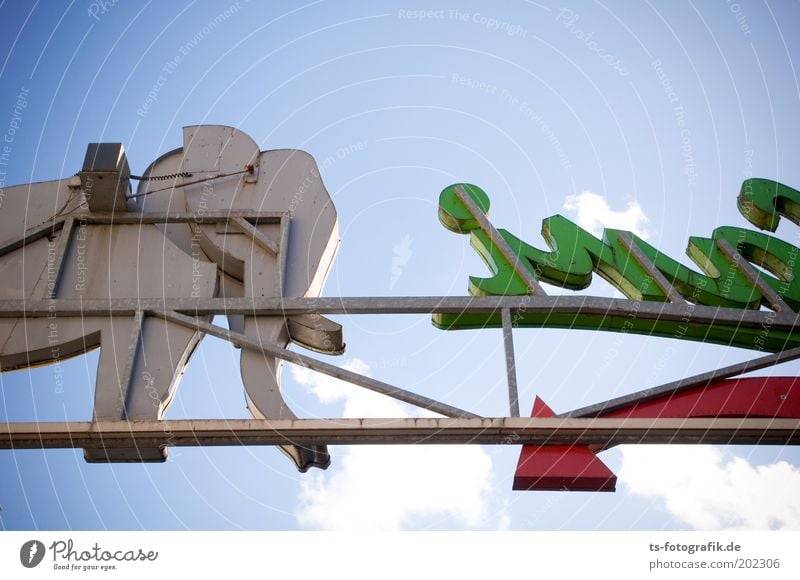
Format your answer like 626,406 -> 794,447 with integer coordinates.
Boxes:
561,345 -> 800,418
152,310 -> 479,419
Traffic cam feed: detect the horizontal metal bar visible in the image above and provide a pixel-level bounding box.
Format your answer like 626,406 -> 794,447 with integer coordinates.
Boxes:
1,418 -> 797,448
77,211 -> 285,225
154,310 -> 478,419
563,345 -> 800,418
1,296 -> 796,328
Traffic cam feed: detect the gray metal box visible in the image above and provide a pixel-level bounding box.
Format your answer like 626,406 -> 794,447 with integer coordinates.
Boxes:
80,142 -> 131,212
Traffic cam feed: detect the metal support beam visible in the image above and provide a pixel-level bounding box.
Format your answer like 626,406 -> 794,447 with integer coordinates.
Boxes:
230,216 -> 279,256
68,211 -> 284,225
154,310 -> 479,419
44,216 -> 75,299
501,308 -> 520,417
0,216 -> 67,258
1,417 -> 797,449
717,238 -> 790,313
2,295 -> 797,326
454,185 -> 545,295
278,214 -> 290,296
562,345 -> 800,417
617,231 -> 686,304
119,310 -> 145,418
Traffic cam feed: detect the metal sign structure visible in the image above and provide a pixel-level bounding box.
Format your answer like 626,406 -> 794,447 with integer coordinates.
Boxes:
1,125 -> 798,492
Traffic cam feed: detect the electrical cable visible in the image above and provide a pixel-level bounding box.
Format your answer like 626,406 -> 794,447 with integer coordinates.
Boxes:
129,171 -> 192,181
127,166 -> 253,200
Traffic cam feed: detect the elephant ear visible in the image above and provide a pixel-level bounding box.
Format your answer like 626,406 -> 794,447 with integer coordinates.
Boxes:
181,125 -> 261,184
180,125 -> 262,283
179,125 -> 339,299
251,148 -> 340,298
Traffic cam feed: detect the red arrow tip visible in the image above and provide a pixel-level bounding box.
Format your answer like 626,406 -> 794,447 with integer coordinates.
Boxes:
513,397 -> 617,492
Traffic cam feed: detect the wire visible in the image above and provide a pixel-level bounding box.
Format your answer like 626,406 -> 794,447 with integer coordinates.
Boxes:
130,171 -> 193,181
22,186 -> 80,235
127,166 -> 254,200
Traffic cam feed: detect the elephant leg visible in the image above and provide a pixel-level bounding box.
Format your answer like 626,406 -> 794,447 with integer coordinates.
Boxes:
240,315 -> 330,472
1,314 -> 203,463
124,318 -> 203,420
86,316 -> 203,463
91,317 -> 139,421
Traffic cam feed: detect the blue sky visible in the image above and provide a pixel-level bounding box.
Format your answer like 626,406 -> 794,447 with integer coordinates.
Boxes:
1,0 -> 799,530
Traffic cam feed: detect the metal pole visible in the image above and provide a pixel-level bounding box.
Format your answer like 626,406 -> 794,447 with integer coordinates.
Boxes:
501,308 -> 520,417
3,295 -> 796,323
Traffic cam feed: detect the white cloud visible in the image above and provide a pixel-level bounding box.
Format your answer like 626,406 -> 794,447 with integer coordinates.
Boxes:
292,358 -> 403,418
291,359 -> 506,530
620,445 -> 800,530
563,191 -> 651,240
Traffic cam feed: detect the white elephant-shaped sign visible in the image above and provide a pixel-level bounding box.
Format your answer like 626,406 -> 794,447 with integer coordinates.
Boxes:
0,125 -> 343,471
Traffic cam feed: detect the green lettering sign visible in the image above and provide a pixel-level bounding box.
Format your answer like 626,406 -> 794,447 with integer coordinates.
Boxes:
434,180 -> 800,352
